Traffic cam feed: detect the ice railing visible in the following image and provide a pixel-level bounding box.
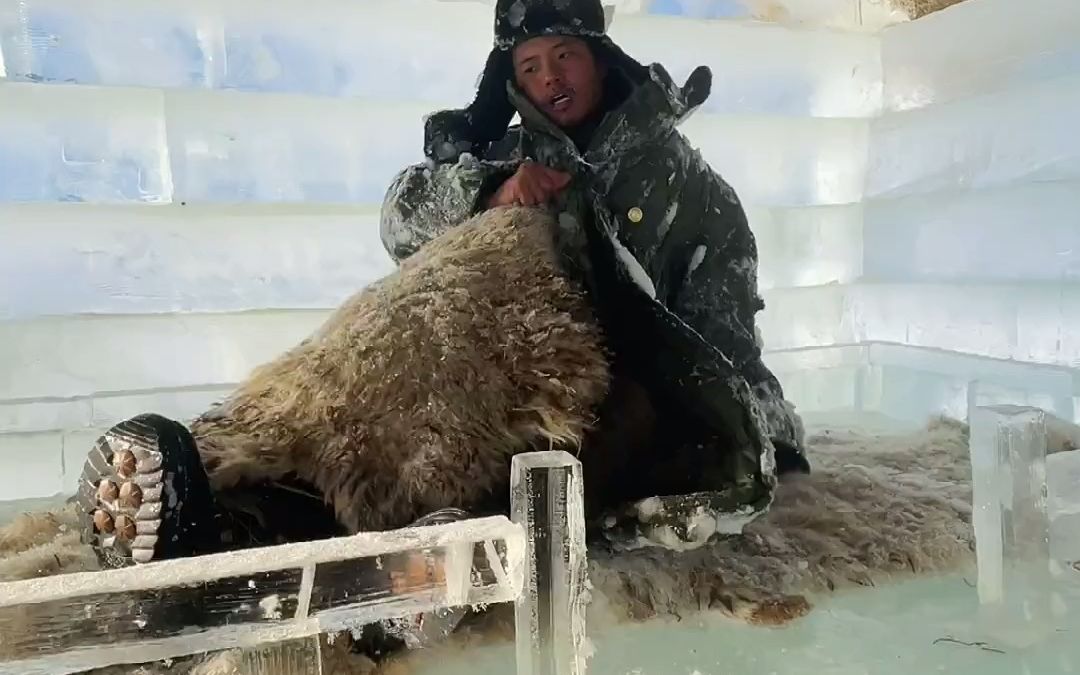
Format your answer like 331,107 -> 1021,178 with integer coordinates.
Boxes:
0,451 -> 588,675
970,401 -> 1080,648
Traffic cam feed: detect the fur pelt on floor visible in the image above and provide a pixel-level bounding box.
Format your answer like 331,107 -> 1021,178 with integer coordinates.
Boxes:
0,417 -> 976,674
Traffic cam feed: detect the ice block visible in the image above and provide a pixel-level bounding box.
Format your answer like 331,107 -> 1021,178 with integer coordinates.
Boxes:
682,114 -> 868,207
163,89 -> 428,205
863,181 -> 1080,284
969,404 -> 1054,647
1048,449 -> 1080,567
866,75 -> 1080,200
607,15 -> 883,117
511,451 -> 589,675
0,82 -> 171,203
0,203 -> 392,320
749,203 -> 863,290
882,0 -> 1080,111
0,311 -> 329,402
0,515 -> 525,675
1,0 -> 882,117
758,282 -> 1080,368
0,433 -> 64,501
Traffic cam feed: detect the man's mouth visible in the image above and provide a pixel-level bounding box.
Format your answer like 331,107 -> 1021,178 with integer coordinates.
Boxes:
549,91 -> 574,112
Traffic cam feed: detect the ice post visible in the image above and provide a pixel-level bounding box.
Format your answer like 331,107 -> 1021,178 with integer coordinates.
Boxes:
970,404 -> 1054,646
511,451 -> 589,675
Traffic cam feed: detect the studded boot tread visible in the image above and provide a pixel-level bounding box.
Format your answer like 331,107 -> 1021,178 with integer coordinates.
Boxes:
78,413 -> 225,568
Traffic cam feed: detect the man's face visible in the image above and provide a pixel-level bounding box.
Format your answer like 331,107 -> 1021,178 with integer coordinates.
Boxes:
512,35 -> 605,129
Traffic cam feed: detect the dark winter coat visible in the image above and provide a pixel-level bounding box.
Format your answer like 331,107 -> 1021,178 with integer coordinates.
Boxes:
379,1 -> 807,525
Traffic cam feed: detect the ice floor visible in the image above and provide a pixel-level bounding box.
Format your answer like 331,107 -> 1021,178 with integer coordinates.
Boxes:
410,575 -> 1079,675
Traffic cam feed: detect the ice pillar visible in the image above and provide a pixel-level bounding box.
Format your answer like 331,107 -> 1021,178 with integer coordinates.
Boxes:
511,451 -> 589,675
969,404 -> 1054,646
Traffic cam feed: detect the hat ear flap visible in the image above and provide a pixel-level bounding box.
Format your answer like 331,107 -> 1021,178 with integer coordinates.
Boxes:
423,49 -> 516,162
464,49 -> 518,150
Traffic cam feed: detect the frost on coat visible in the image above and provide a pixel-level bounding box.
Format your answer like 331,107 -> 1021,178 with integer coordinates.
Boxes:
380,44 -> 808,503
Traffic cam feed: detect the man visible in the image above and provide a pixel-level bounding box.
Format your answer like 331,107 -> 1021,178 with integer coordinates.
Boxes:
382,0 -> 809,545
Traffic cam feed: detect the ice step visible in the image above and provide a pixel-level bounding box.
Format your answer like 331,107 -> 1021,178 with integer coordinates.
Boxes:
0,203 -> 393,319
0,515 -> 525,675
2,342 -> 1076,502
758,282 -> 1080,368
0,202 -> 856,321
866,74 -> 1080,200
0,81 -> 870,207
0,82 -> 171,204
763,342 -> 1079,423
863,181 -> 1080,283
0,0 -> 882,117
0,311 -> 330,402
2,281 -> 1078,405
882,0 -> 1080,111
751,203 -> 864,291
4,183 -> 1076,324
0,387 -> 233,436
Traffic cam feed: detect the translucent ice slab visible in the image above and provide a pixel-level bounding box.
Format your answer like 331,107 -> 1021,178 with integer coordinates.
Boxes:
0,388 -> 231,499
866,75 -> 1080,200
511,452 -> 588,675
863,182 -> 1080,283
0,515 -> 525,675
608,16 -> 882,116
683,114 -> 868,207
0,82 -> 171,203
749,203 -> 863,290
882,0 -> 1080,111
164,90 -> 429,205
0,80 -> 870,207
0,312 -> 329,401
759,282 -> 1080,368
763,343 -> 1078,424
969,405 -> 1060,647
0,433 -> 65,502
0,203 -> 391,319
1048,449 -> 1080,564
0,0 -> 882,117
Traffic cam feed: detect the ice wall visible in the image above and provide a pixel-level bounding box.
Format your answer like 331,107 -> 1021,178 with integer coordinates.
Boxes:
0,0 -> 1078,502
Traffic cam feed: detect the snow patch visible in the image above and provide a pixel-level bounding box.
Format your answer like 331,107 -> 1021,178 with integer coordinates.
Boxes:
610,232 -> 656,299
686,244 -> 707,281
260,594 -> 283,619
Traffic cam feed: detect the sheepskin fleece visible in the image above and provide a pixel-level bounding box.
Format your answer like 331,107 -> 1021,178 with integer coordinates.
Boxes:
0,417 -> 975,674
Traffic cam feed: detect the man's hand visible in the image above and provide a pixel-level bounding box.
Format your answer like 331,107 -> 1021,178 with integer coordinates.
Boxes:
487,161 -> 571,208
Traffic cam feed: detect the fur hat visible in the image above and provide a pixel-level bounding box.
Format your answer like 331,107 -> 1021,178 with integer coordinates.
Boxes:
423,0 -> 648,162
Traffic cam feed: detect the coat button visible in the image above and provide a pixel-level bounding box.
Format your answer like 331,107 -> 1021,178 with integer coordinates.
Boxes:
627,206 -> 643,223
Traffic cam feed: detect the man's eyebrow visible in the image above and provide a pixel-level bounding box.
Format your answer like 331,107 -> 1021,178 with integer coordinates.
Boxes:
516,54 -> 539,66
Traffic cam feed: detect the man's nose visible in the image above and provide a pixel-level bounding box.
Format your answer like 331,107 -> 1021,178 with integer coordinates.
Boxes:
541,62 -> 563,86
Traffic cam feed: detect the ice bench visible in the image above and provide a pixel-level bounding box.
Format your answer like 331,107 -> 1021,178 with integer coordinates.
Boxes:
0,451 -> 587,675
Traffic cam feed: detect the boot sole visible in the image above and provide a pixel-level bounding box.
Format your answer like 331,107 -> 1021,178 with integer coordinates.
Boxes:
77,413 -> 218,567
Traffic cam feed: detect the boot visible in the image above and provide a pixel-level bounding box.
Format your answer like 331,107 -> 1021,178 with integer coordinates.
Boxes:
77,413 -> 226,568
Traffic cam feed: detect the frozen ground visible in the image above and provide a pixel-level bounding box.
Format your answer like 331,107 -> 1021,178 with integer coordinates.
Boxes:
409,574 -> 1080,675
